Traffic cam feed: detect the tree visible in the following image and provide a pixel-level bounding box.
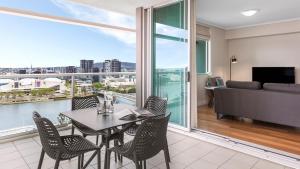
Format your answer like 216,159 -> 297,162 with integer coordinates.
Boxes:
0,92 -> 4,100
31,89 -> 38,97
92,82 -> 104,90
81,87 -> 87,96
11,91 -> 17,99
16,91 -> 24,97
65,80 -> 71,88
31,88 -> 55,97
127,87 -> 136,93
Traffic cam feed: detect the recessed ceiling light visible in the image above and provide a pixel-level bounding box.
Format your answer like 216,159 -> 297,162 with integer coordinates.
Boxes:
241,9 -> 259,16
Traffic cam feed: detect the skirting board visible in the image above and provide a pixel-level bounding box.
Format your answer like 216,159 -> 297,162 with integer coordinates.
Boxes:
168,127 -> 300,169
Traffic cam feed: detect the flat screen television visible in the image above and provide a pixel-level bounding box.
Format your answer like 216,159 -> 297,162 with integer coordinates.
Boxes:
252,67 -> 295,84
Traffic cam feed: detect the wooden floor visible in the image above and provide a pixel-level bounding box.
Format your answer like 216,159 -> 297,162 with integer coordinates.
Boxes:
197,106 -> 300,155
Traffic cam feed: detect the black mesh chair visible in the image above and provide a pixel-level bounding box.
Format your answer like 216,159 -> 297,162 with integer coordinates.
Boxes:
33,112 -> 101,169
107,114 -> 171,169
125,96 -> 167,136
71,95 -> 103,144
71,95 -> 124,166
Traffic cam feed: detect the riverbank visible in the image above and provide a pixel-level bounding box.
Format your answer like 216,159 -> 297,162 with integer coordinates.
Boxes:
0,96 -> 135,133
0,95 -> 69,105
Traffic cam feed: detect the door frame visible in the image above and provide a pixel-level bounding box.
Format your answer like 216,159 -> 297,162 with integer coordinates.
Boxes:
141,0 -> 197,131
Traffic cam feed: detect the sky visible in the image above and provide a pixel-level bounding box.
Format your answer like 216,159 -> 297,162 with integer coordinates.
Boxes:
0,0 -> 189,69
0,0 -> 136,68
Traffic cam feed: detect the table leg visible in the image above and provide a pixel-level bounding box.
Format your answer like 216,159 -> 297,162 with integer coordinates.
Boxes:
104,129 -> 111,169
207,90 -> 213,108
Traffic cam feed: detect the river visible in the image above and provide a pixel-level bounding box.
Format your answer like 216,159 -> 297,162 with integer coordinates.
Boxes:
0,98 -> 135,132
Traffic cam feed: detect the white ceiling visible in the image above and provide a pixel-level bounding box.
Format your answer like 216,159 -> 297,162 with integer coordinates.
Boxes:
196,0 -> 300,29
71,0 -> 300,30
70,0 -> 164,15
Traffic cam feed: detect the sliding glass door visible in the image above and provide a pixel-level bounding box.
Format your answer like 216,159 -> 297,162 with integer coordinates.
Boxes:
152,0 -> 189,127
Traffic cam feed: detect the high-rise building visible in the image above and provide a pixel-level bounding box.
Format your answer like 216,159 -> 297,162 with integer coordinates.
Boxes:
103,60 -> 111,73
111,59 -> 121,72
18,70 -> 26,74
103,59 -> 121,73
80,60 -> 94,73
92,67 -> 100,82
102,59 -> 121,78
66,66 -> 76,73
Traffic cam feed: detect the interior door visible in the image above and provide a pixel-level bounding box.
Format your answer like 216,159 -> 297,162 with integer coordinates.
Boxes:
152,0 -> 189,127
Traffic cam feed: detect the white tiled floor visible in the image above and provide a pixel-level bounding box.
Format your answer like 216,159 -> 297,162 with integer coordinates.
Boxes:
0,129 -> 292,169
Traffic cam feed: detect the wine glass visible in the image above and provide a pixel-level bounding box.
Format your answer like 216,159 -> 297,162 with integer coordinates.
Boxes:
96,103 -> 102,114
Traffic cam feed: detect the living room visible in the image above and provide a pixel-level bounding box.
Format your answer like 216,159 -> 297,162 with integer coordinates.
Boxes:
194,0 -> 300,160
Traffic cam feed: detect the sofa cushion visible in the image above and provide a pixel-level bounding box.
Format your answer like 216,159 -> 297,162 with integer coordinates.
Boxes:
226,81 -> 261,90
263,83 -> 300,93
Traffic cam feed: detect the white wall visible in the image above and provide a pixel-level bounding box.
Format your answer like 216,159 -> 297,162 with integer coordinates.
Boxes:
228,32 -> 300,83
225,20 -> 300,40
210,27 -> 229,81
197,26 -> 229,106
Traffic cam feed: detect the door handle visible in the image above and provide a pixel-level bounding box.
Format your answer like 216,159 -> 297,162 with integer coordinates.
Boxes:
186,71 -> 190,82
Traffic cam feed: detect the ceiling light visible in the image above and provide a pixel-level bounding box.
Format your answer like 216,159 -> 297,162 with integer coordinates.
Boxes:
241,9 -> 259,16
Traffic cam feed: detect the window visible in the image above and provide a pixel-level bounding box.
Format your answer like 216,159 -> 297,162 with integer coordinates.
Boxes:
0,2 -> 136,137
196,39 -> 210,74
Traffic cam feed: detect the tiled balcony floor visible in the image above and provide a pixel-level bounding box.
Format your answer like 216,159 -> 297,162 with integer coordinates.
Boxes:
0,129 -> 292,169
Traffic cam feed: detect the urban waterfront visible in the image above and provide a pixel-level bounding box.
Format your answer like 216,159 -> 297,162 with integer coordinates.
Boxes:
0,99 -> 71,131
0,97 -> 135,133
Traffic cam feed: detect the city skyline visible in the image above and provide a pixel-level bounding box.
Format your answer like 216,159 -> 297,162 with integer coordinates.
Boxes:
0,59 -> 136,69
0,59 -> 136,75
0,58 -> 136,69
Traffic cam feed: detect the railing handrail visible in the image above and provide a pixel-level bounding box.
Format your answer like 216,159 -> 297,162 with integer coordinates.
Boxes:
0,72 -> 136,79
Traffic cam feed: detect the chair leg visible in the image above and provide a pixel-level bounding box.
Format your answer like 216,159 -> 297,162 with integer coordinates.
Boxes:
133,160 -> 140,169
81,134 -> 87,167
37,149 -> 45,169
104,142 -> 110,169
106,150 -> 111,169
114,140 -> 117,163
118,136 -> 124,163
118,154 -> 123,163
71,125 -> 75,135
96,135 -> 99,145
97,150 -> 101,169
54,158 -> 60,169
81,153 -> 85,168
82,151 -> 98,169
78,155 -> 81,169
143,160 -> 146,169
133,153 -> 140,169
164,149 -> 170,169
164,139 -> 171,162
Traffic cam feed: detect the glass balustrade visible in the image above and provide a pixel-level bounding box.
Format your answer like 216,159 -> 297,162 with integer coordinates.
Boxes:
0,73 -> 136,138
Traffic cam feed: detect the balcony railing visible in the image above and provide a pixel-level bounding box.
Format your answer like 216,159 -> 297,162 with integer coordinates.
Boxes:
0,72 -> 136,140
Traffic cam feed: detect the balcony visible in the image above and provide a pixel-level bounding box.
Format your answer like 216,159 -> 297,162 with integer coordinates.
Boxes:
0,72 -> 136,139
0,129 -> 290,169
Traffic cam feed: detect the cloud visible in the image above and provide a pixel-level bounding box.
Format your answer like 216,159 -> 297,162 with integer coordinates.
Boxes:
156,23 -> 187,39
51,0 -> 136,45
154,23 -> 187,46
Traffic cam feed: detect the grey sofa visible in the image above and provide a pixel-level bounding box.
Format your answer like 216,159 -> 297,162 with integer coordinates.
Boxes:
214,81 -> 300,128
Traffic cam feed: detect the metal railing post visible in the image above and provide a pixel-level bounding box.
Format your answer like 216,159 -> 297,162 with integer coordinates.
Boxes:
71,75 -> 75,98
